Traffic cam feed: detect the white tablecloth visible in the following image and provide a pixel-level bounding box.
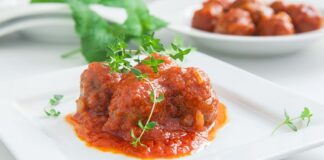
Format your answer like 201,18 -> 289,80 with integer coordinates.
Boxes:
0,28 -> 324,159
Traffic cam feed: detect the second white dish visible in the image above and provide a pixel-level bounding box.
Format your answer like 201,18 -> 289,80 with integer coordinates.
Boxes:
149,0 -> 324,56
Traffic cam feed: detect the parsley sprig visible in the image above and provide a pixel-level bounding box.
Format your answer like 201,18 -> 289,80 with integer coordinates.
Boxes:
272,107 -> 313,135
32,0 -> 167,62
105,33 -> 192,147
44,94 -> 64,117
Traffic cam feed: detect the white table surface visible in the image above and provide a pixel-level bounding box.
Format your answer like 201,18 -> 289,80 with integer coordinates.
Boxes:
1,29 -> 324,159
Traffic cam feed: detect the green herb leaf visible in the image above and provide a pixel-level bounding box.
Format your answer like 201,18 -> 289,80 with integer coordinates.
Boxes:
105,38 -> 133,73
141,33 -> 165,54
149,90 -> 155,102
138,120 -> 144,130
130,68 -> 147,80
284,110 -> 290,120
31,0 -> 65,2
286,121 -> 298,132
300,107 -> 313,126
142,56 -> 164,73
49,94 -> 64,106
130,129 -> 137,139
131,141 -> 137,147
155,94 -> 164,103
145,121 -> 156,130
131,68 -> 142,77
37,0 -> 167,62
44,108 -> 61,117
169,43 -> 191,61
272,107 -> 313,135
45,94 -> 63,117
149,92 -> 164,103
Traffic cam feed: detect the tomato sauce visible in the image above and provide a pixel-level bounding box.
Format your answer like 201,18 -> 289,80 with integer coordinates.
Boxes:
66,103 -> 227,159
66,54 -> 227,159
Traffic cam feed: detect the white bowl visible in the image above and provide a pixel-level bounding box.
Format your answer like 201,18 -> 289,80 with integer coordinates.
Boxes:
19,18 -> 78,44
149,0 -> 324,56
0,3 -> 126,44
0,3 -> 78,43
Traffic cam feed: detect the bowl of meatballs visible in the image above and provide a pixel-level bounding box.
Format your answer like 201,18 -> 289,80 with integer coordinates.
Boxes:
150,0 -> 324,56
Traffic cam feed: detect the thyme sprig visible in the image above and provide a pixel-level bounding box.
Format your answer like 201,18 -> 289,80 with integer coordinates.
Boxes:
105,33 -> 191,147
272,107 -> 313,135
44,94 -> 64,117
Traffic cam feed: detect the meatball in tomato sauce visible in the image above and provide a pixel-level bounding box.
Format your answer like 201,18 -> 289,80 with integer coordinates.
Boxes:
205,0 -> 235,11
68,54 -> 227,158
257,12 -> 295,36
192,2 -> 224,32
215,8 -> 255,35
103,54 -> 219,141
270,0 -> 289,13
232,2 -> 274,24
231,0 -> 259,8
286,4 -> 323,33
77,62 -> 121,113
192,0 -> 323,36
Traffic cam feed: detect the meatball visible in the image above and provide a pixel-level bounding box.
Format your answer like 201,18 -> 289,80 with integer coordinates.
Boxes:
232,1 -> 274,24
231,0 -> 259,8
102,54 -> 219,141
204,0 -> 235,11
257,12 -> 295,36
71,54 -> 226,158
192,2 -> 224,32
286,4 -> 323,33
270,0 -> 289,13
214,8 -> 256,35
77,62 -> 121,113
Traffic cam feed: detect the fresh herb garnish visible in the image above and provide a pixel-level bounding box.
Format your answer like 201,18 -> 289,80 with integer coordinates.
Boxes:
49,94 -> 64,106
169,43 -> 191,61
141,33 -> 165,53
44,94 -> 64,117
105,33 -> 192,147
31,0 -> 65,2
44,108 -> 61,117
31,0 -> 167,62
142,56 -> 164,73
272,107 -> 313,135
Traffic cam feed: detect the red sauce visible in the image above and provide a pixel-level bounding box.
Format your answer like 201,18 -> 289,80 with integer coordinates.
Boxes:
66,54 -> 227,159
66,103 -> 227,159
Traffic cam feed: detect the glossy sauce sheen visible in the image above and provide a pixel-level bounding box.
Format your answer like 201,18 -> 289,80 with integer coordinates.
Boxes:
66,54 -> 227,159
66,104 -> 226,158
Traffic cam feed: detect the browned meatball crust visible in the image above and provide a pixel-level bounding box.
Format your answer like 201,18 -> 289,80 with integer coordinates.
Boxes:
286,4 -> 323,33
257,12 -> 295,36
192,2 -> 224,32
232,1 -> 274,24
89,54 -> 220,142
205,0 -> 235,11
270,0 -> 289,13
215,8 -> 256,35
77,62 -> 121,113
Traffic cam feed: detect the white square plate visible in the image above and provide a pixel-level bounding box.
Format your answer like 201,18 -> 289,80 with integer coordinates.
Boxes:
1,52 -> 324,160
